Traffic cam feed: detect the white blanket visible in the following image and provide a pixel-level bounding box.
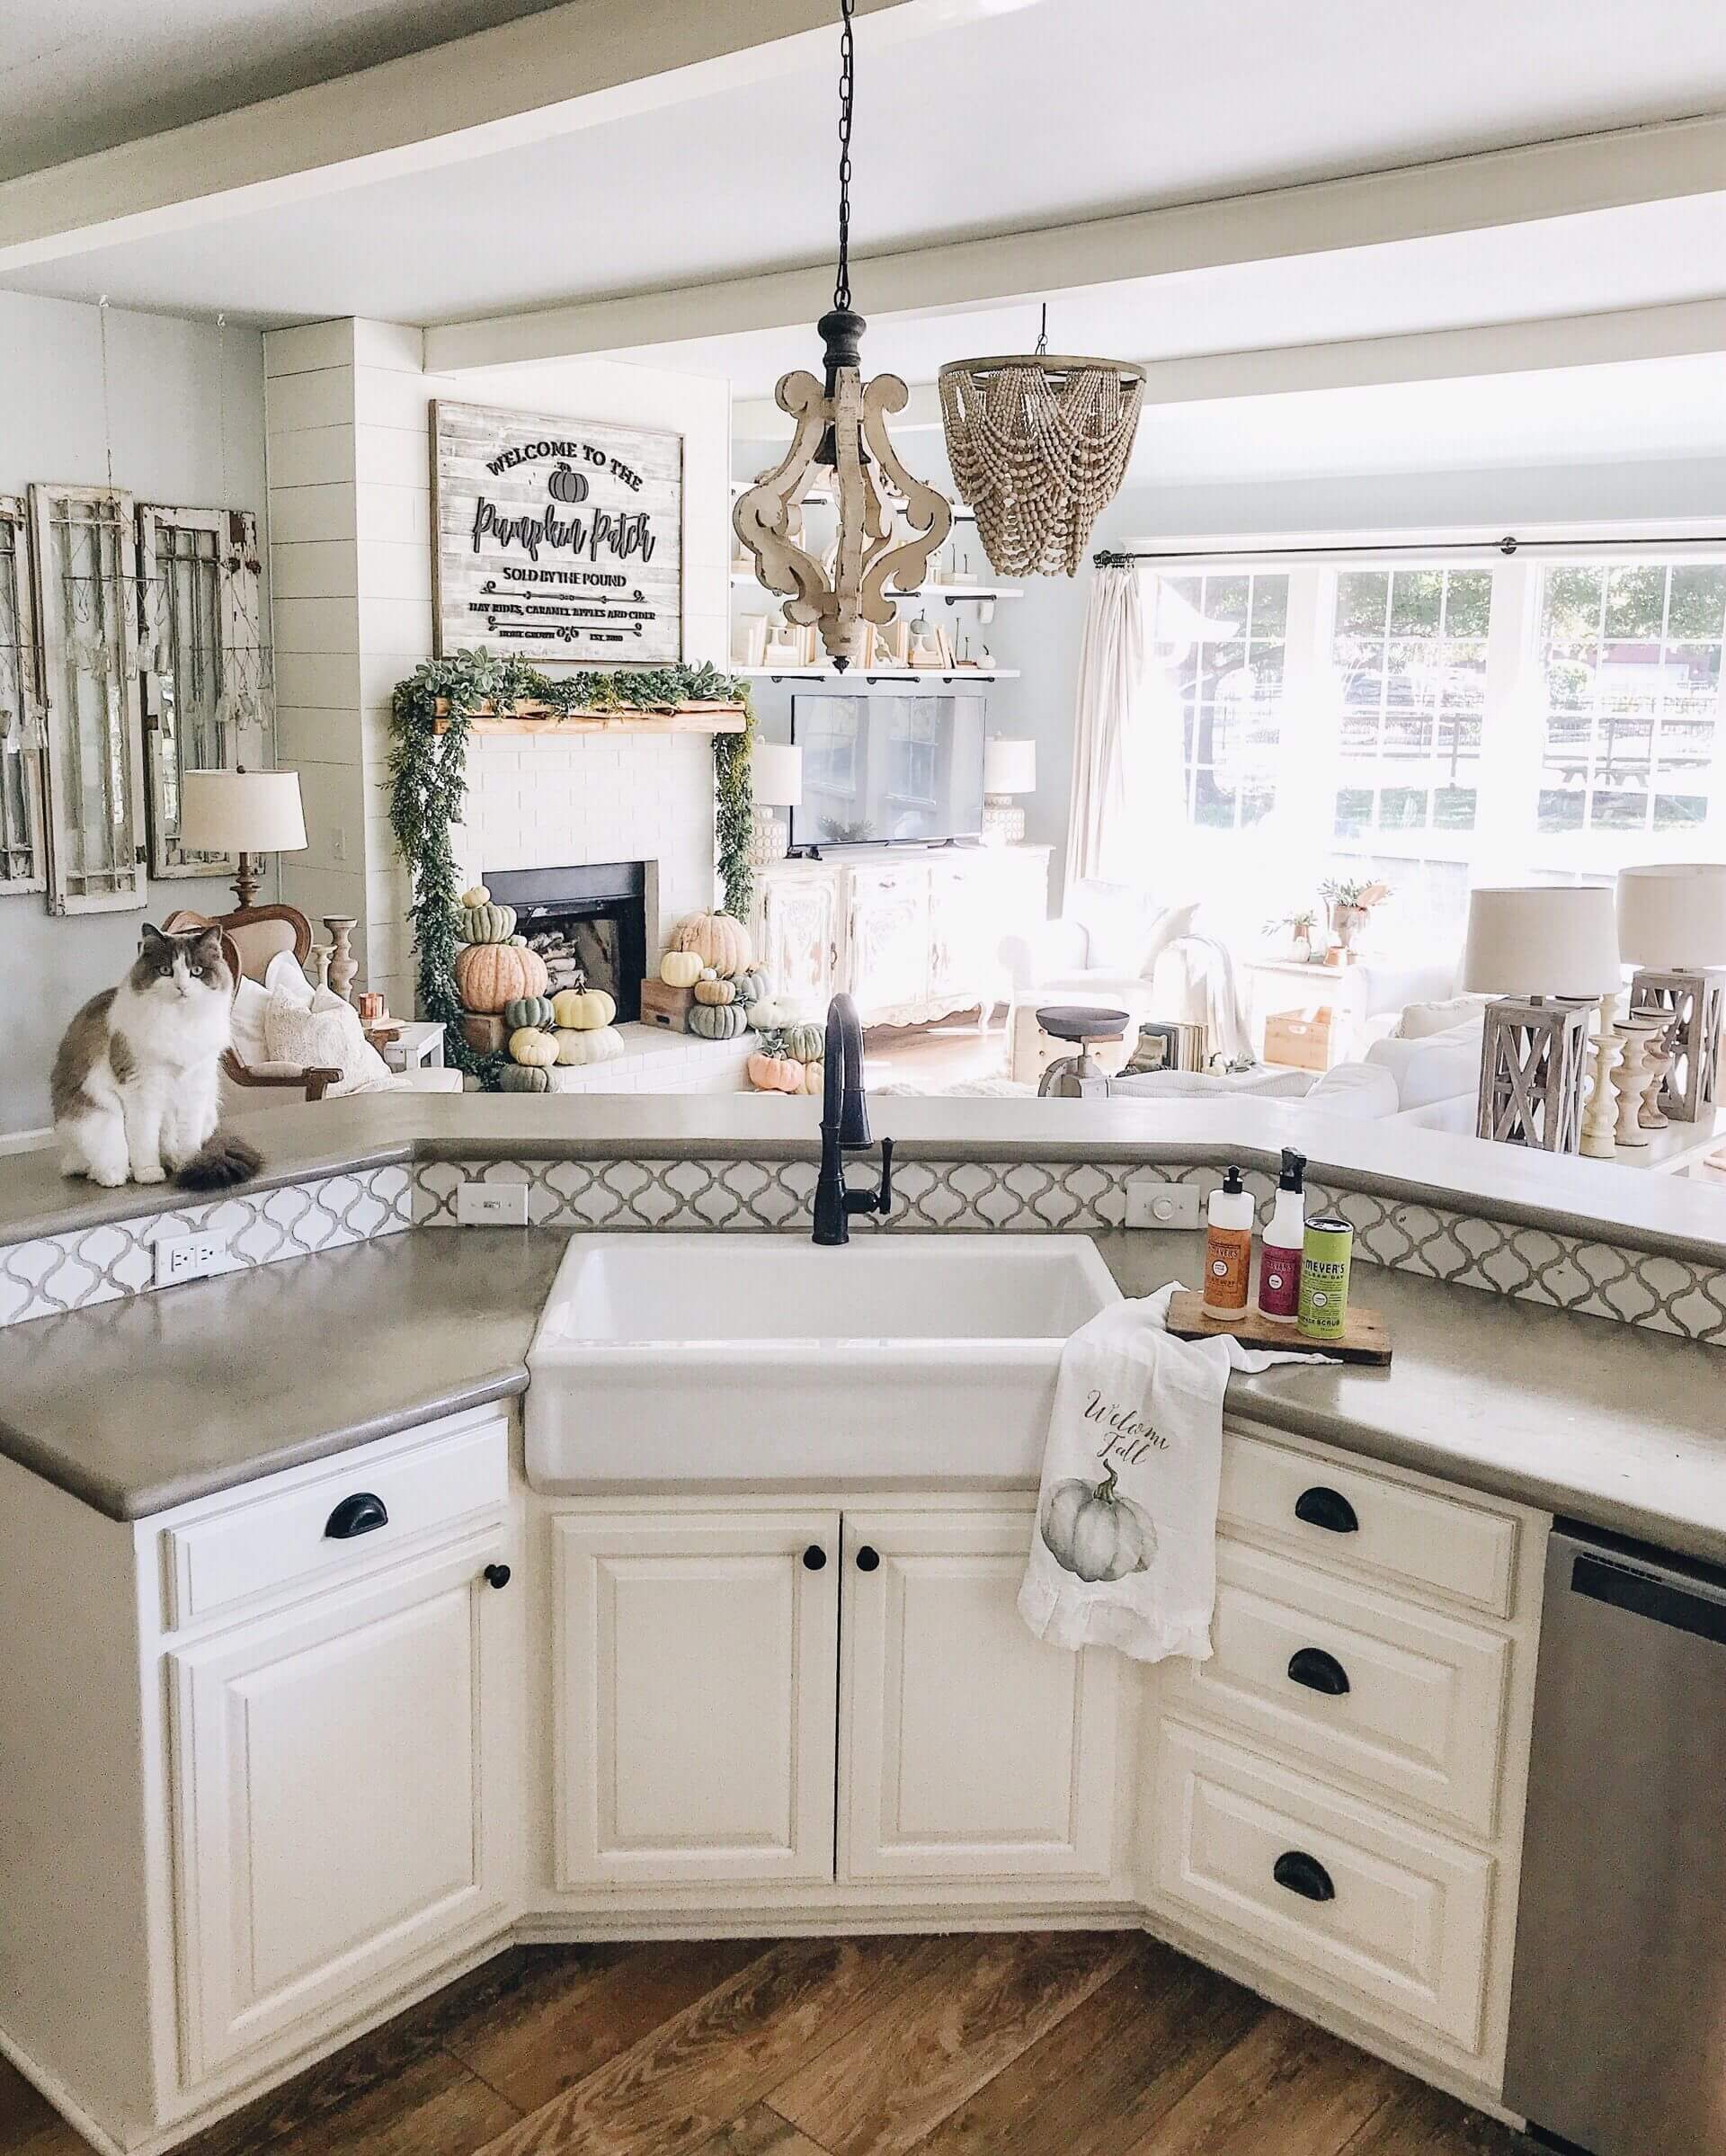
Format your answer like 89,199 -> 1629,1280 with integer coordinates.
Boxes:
1019,1283 -> 1315,1662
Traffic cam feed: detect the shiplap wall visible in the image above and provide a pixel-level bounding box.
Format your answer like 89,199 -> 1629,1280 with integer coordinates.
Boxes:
262,322 -> 731,1016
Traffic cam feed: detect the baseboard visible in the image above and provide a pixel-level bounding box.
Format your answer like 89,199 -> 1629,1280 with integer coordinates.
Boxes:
514,1901 -> 1145,1944
0,1126 -> 53,1156
0,2024 -> 130,2156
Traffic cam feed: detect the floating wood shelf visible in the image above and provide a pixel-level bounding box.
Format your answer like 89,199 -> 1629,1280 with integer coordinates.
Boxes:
432,698 -> 746,736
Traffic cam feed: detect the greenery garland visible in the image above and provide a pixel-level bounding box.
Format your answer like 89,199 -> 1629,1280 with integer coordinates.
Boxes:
389,649 -> 756,1085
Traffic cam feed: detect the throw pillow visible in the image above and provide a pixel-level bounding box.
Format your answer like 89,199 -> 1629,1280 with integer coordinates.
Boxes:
1303,1060 -> 1402,1119
262,987 -> 401,1096
1394,993 -> 1488,1040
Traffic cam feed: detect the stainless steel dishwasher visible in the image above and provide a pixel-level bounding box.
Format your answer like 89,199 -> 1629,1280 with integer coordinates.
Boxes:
1504,1520 -> 1726,2154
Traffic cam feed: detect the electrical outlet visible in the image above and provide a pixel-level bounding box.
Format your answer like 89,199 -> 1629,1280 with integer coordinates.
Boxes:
1124,1179 -> 1201,1232
456,1181 -> 529,1227
153,1230 -> 231,1287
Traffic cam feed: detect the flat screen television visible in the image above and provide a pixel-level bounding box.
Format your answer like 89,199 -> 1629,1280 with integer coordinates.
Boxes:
788,691 -> 987,850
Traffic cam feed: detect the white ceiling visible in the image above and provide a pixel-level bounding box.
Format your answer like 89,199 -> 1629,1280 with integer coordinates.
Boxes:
0,0 -> 571,181
5,0 -> 1726,332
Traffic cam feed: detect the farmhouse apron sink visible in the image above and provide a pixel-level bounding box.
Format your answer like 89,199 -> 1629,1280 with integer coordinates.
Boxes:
525,1233 -> 1121,1490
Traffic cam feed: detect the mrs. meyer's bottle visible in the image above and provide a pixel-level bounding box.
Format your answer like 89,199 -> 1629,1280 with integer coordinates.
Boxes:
1201,1165 -> 1254,1318
1256,1147 -> 1308,1323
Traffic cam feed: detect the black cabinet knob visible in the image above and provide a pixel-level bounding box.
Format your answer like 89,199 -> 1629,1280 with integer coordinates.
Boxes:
1294,1485 -> 1359,1536
325,1492 -> 388,1540
1273,1849 -> 1335,1902
802,1546 -> 827,1571
856,1545 -> 881,1572
484,1563 -> 512,1590
1287,1646 -> 1350,1697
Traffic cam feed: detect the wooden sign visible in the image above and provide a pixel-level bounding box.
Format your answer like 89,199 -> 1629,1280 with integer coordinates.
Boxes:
432,400 -> 682,664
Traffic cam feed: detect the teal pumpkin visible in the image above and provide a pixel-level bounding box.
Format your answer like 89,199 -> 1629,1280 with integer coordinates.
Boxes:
687,1002 -> 749,1040
782,1021 -> 824,1063
497,1064 -> 553,1093
734,968 -> 771,1005
459,899 -> 517,945
503,995 -> 556,1030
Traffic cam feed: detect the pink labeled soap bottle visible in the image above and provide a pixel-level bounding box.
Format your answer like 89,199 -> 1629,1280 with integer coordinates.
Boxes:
1257,1147 -> 1307,1323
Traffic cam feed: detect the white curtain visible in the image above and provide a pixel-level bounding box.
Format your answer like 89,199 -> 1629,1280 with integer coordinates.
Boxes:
1064,565 -> 1189,897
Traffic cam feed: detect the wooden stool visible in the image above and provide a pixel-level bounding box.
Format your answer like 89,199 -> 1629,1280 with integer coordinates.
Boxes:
1036,1005 -> 1130,1098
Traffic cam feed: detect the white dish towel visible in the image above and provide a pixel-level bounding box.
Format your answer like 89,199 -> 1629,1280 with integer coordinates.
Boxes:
1019,1283 -> 1318,1663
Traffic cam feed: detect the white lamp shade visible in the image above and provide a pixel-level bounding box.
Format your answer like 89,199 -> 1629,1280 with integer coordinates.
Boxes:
1616,862 -> 1726,967
1461,884 -> 1621,997
752,741 -> 803,808
983,736 -> 1036,795
176,769 -> 307,855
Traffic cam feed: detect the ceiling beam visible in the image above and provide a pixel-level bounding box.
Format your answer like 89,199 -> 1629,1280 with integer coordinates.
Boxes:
0,0 -> 944,270
423,107 -> 1726,373
730,296 -> 1726,436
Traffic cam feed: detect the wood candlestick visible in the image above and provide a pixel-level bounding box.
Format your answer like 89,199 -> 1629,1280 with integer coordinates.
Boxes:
1610,1020 -> 1663,1148
1580,997 -> 1624,1161
324,917 -> 358,1004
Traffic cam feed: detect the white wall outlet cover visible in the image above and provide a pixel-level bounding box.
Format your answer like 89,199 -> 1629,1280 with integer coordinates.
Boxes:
1124,1179 -> 1202,1231
456,1181 -> 529,1226
152,1231 -> 233,1287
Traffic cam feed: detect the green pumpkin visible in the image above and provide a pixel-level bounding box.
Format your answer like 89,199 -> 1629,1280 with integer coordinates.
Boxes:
734,968 -> 771,1005
497,1064 -> 553,1093
459,898 -> 518,945
782,1021 -> 824,1063
503,995 -> 556,1030
687,1001 -> 749,1040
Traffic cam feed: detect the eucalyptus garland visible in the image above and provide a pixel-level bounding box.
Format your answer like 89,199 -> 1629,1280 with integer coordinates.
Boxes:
389,649 -> 755,1084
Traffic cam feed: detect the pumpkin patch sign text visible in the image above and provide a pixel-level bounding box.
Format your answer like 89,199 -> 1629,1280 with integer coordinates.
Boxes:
432,400 -> 682,664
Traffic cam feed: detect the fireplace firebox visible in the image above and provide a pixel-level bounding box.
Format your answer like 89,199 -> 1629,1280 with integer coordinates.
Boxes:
481,862 -> 647,1023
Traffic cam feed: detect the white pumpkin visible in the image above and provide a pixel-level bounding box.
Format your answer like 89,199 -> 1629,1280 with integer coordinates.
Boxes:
552,985 -> 617,1031
1040,1466 -> 1156,1583
554,1024 -> 625,1066
659,950 -> 702,990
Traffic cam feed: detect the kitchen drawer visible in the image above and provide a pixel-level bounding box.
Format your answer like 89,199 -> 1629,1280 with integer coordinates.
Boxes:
1162,1540 -> 1511,1835
1221,1428 -> 1520,1617
161,1413 -> 510,1628
1148,1720 -> 1494,2054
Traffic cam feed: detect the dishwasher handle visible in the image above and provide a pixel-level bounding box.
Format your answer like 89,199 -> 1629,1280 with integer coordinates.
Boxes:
1571,1553 -> 1726,1648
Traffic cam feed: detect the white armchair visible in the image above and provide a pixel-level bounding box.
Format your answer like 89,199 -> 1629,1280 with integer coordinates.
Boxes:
999,879 -> 1202,1084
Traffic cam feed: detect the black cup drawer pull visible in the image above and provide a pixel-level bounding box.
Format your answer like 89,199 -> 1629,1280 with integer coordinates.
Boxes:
1274,1849 -> 1336,1902
1294,1485 -> 1359,1536
1287,1646 -> 1351,1697
325,1492 -> 388,1540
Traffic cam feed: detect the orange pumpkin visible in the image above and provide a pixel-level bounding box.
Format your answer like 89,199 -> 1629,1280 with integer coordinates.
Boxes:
748,1052 -> 804,1093
453,940 -> 549,1015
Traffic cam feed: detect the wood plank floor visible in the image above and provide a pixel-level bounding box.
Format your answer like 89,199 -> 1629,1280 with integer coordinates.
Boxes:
0,1935 -> 1535,2156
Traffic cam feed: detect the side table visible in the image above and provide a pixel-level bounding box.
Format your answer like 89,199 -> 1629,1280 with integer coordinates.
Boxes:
371,1020 -> 447,1074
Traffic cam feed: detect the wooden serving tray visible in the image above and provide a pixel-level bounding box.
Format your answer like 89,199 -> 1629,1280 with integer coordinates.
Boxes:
1167,1289 -> 1392,1366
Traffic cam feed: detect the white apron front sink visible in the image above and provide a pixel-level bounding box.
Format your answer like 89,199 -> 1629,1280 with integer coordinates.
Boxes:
525,1233 -> 1120,1490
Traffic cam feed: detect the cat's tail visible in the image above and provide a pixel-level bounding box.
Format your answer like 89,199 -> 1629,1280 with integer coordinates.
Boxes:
174,1134 -> 264,1191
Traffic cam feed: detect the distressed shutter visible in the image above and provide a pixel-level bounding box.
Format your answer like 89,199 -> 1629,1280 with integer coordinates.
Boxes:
0,494 -> 47,894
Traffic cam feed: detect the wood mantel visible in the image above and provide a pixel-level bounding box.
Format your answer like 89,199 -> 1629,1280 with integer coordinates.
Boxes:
432,698 -> 745,737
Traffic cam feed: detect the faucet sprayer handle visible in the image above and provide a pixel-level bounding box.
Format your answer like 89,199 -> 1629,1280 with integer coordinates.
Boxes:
875,1136 -> 894,1215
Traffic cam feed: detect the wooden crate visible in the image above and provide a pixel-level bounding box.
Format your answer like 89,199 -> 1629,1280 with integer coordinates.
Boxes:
639,978 -> 695,1030
1264,1006 -> 1335,1073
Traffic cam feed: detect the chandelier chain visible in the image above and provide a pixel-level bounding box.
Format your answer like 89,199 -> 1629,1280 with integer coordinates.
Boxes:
833,0 -> 856,312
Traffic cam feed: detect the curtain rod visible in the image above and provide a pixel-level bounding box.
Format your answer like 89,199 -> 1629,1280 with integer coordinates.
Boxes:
1095,535 -> 1726,566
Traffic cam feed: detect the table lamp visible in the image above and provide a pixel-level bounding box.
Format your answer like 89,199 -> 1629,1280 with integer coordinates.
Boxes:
1461,885 -> 1621,1152
176,768 -> 307,909
1617,863 -> 1726,1120
748,742 -> 802,867
982,736 -> 1036,844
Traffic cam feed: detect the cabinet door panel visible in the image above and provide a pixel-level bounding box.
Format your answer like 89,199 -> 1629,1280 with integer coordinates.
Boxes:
553,1512 -> 838,1888
844,867 -> 930,1020
169,1533 -> 506,2081
758,872 -> 838,1011
841,1509 -> 1119,1883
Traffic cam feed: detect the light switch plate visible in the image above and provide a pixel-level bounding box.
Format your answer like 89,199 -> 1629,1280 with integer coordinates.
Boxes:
1124,1179 -> 1201,1231
456,1181 -> 529,1226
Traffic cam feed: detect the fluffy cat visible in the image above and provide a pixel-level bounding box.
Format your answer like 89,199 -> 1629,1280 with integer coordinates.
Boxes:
53,923 -> 262,1191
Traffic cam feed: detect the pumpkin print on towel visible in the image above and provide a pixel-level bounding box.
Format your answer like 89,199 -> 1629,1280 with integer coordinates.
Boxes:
1040,1464 -> 1156,1583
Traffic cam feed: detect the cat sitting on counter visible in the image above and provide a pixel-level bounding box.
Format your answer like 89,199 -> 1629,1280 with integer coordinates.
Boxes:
52,923 -> 262,1191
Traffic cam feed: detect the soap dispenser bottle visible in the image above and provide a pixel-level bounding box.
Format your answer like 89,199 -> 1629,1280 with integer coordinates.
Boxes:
1202,1165 -> 1254,1318
1257,1147 -> 1308,1323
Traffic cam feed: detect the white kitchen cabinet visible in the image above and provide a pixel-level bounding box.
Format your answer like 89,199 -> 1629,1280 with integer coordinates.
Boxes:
167,1525 -> 513,2081
839,1509 -> 1121,1883
751,845 -> 1050,1027
551,1510 -> 840,1888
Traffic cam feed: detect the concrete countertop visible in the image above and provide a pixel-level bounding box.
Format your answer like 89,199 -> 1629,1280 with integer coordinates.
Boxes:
5,1089 -> 1726,1266
0,1230 -> 565,1520
2,1221 -> 1723,1564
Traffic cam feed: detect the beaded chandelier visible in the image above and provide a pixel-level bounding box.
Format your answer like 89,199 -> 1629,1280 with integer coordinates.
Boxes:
939,309 -> 1145,577
732,0 -> 951,670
